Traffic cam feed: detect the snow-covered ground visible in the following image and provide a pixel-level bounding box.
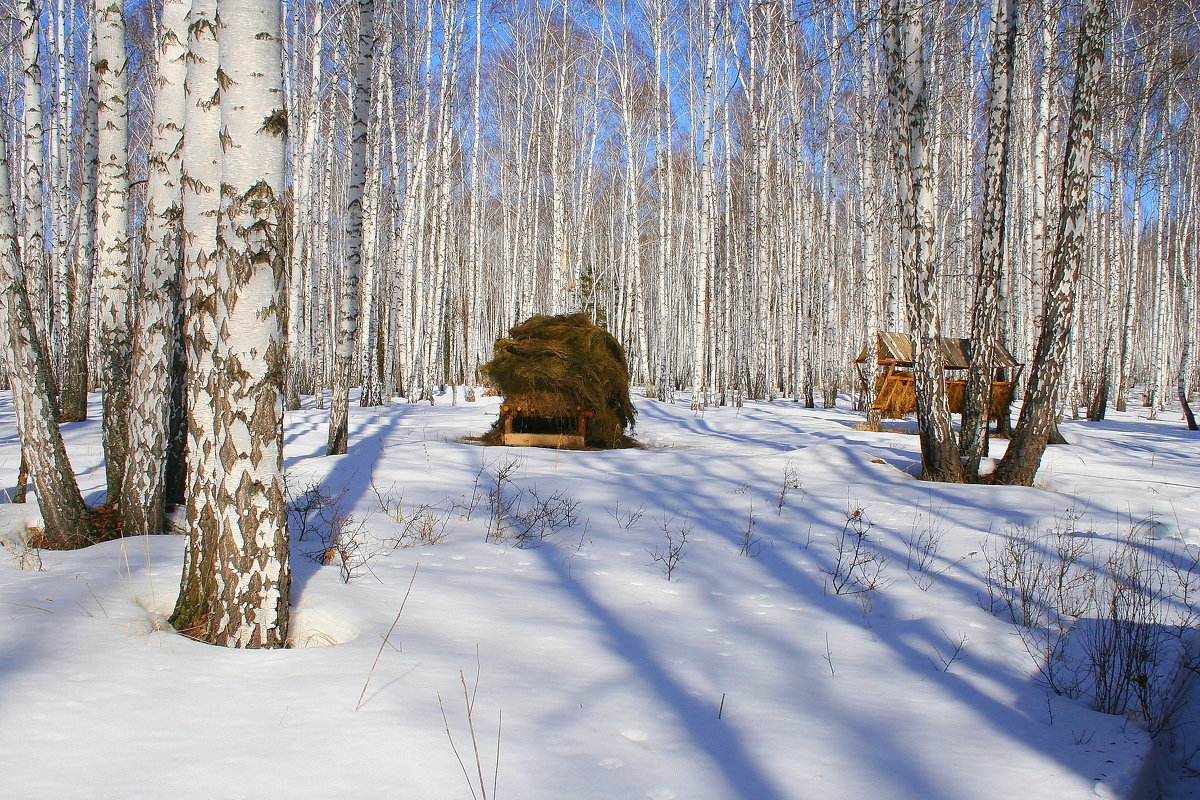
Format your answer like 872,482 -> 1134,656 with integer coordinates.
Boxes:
1,390 -> 1197,799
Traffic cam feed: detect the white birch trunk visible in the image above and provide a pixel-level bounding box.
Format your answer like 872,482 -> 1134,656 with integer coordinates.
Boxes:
203,0 -> 291,647
961,0 -> 1017,478
93,0 -> 132,502
20,0 -> 50,348
120,0 -> 188,539
884,0 -> 961,481
995,0 -> 1108,486
327,0 -> 374,453
172,0 -> 223,635
0,114 -> 95,548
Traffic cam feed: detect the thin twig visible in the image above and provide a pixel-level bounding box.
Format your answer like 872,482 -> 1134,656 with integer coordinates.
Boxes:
355,564 -> 419,712
462,670 -> 489,800
439,692 -> 480,800
494,708 -> 502,800
0,600 -> 53,613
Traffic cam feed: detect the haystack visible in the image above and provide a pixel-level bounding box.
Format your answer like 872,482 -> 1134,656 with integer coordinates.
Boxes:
479,313 -> 636,449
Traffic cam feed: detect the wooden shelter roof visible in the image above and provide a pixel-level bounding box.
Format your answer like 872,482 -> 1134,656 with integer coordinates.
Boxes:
853,332 -> 1021,370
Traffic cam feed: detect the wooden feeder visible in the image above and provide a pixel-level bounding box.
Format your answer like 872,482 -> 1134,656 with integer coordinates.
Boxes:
854,332 -> 1024,420
500,405 -> 594,449
478,313 -> 636,449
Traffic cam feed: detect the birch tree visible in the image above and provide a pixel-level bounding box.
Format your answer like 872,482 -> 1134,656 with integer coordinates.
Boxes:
993,0 -> 1108,486
207,0 -> 291,646
19,0 -> 50,349
691,0 -> 720,411
1178,214 -> 1197,430
93,0 -> 133,503
121,0 -> 188,539
171,0 -> 291,648
0,114 -> 95,549
58,67 -> 98,424
961,0 -> 1018,480
171,0 -> 222,637
328,0 -> 375,455
883,0 -> 961,481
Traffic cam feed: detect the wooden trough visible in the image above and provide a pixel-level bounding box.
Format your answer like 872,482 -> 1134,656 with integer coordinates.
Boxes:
854,332 -> 1024,420
500,404 -> 594,449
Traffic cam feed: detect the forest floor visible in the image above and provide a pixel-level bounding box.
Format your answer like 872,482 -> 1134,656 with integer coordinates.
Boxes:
1,389 -> 1198,799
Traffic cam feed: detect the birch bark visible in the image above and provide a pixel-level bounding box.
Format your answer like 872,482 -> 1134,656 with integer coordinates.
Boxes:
199,0 -> 291,647
327,0 -> 374,454
20,0 -> 50,350
884,0 -> 962,481
0,117 -> 95,549
171,0 -> 222,634
94,0 -> 133,503
961,0 -> 1018,479
121,0 -> 188,539
993,0 -> 1108,486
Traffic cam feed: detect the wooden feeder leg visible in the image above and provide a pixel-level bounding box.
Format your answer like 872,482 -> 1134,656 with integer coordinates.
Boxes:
504,414 -> 514,436
577,414 -> 587,439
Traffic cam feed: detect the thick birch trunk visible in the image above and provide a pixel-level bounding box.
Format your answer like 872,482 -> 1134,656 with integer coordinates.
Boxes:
961,0 -> 1017,480
171,0 -> 223,635
200,0 -> 291,647
993,0 -> 1108,486
884,0 -> 961,481
120,0 -> 188,539
93,0 -> 132,503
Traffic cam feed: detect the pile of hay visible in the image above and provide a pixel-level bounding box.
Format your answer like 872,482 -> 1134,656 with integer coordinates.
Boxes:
479,313 -> 636,448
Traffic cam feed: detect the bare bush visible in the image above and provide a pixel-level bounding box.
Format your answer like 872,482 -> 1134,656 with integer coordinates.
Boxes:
316,514 -> 372,583
982,516 -> 1200,733
3,530 -> 45,571
904,505 -> 963,591
481,457 -> 583,548
606,500 -> 645,530
287,479 -> 348,542
980,511 -> 1091,627
739,500 -> 763,557
289,479 -> 374,583
371,481 -> 454,548
455,460 -> 490,521
932,629 -> 969,673
507,487 -> 582,547
775,462 -> 803,515
393,503 -> 453,548
485,457 -> 523,543
822,505 -> 891,599
648,511 -> 692,581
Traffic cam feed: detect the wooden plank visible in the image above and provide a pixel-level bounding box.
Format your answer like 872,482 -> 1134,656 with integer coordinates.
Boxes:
501,433 -> 586,449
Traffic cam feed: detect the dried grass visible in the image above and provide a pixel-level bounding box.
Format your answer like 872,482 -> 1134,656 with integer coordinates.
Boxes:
479,313 -> 637,448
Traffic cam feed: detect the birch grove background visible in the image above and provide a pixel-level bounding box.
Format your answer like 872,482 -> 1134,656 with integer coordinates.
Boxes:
1,0 -> 1198,415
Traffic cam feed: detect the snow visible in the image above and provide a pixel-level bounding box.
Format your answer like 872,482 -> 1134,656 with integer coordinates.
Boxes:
2,389 -> 1197,799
